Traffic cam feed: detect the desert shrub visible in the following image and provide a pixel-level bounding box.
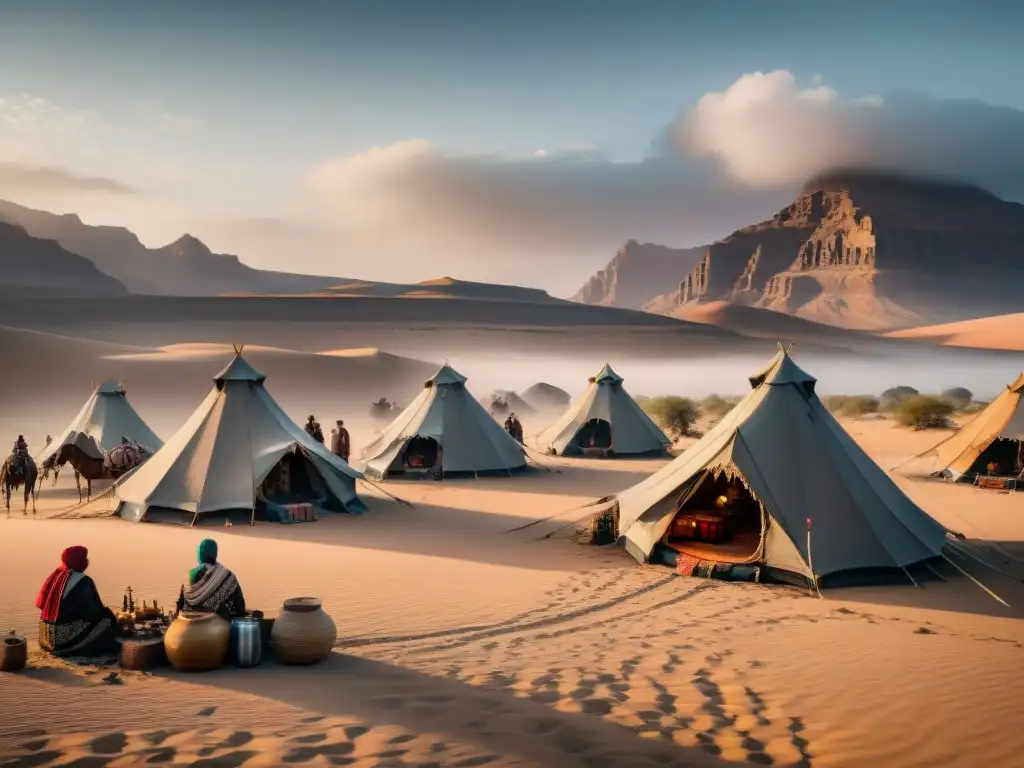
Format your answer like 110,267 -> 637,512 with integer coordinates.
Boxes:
643,396 -> 700,438
700,394 -> 740,419
958,400 -> 989,414
940,387 -> 974,408
824,395 -> 880,417
895,395 -> 954,430
590,506 -> 619,546
880,385 -> 919,409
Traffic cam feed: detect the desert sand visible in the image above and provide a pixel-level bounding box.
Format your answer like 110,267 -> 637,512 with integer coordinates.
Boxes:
1,411 -> 1023,768
886,313 -> 1024,352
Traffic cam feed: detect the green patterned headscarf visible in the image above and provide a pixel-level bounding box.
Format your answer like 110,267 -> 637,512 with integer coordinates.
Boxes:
188,538 -> 218,584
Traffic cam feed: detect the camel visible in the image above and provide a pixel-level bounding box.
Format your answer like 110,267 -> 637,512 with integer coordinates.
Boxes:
1,451 -> 38,514
48,437 -> 154,502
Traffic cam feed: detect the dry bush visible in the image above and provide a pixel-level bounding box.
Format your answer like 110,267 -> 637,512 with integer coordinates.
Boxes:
823,395 -> 880,417
643,396 -> 700,438
896,395 -> 954,430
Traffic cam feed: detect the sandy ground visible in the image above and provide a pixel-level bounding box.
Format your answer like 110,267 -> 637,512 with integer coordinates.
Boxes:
1,415 -> 1023,767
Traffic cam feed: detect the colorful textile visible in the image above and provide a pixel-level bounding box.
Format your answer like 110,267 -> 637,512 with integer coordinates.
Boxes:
37,564 -> 117,659
182,561 -> 246,618
675,553 -> 701,577
36,546 -> 88,622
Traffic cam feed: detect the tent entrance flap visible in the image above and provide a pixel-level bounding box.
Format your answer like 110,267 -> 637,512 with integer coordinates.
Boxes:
574,418 -> 612,450
386,436 -> 441,474
261,450 -> 329,507
965,438 -> 1023,479
662,472 -> 763,564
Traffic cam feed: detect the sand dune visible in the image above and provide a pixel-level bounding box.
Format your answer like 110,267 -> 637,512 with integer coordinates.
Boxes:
885,313 -> 1024,351
0,327 -> 440,447
671,300 -> 870,344
1,419 -> 1023,767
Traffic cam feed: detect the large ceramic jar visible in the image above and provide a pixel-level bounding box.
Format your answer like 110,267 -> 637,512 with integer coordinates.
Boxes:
270,597 -> 336,664
164,611 -> 230,672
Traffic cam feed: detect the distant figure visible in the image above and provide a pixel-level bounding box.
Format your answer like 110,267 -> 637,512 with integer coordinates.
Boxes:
504,414 -> 515,436
45,434 -> 52,446
12,434 -> 27,455
512,415 -> 524,444
330,419 -> 351,462
305,415 -> 325,444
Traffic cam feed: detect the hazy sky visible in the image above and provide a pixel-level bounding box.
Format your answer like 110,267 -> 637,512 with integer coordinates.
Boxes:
1,0 -> 1022,294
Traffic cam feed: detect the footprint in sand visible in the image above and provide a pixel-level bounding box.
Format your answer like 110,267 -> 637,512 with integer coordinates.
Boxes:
89,732 -> 128,755
196,706 -> 217,717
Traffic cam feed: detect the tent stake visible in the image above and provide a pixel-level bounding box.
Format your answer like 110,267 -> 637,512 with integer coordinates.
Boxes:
924,562 -> 948,582
942,553 -> 1010,607
358,477 -> 414,508
902,567 -> 922,589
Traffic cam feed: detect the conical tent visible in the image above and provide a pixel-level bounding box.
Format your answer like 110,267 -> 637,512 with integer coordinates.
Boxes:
36,378 -> 162,465
536,364 -> 671,457
609,347 -> 949,586
114,349 -> 366,525
916,373 -> 1024,481
359,364 -> 527,479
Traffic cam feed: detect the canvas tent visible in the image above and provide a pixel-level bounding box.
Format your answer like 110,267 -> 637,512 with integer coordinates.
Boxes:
536,364 -> 671,457
359,364 -> 527,479
36,378 -> 162,466
606,347 -> 949,587
915,373 -> 1024,482
114,349 -> 367,525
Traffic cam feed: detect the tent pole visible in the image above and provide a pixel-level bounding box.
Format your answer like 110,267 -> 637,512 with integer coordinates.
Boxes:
941,553 -> 1010,607
901,567 -> 922,588
806,518 -> 822,598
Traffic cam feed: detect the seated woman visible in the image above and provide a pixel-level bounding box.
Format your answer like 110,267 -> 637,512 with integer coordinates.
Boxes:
176,539 -> 246,619
36,545 -> 118,658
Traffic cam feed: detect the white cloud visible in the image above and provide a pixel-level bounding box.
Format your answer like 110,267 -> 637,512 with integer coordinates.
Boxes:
668,69 -> 1024,200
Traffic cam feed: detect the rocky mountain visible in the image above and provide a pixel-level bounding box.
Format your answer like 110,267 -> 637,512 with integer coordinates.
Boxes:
571,240 -> 708,309
575,171 -> 1024,331
0,200 -> 341,296
0,221 -> 128,297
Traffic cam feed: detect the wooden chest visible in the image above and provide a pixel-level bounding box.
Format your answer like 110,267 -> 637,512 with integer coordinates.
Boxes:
283,503 -> 315,522
670,513 -> 731,543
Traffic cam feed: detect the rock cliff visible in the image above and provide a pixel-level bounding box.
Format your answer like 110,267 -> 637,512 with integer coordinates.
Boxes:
571,240 -> 708,310
630,172 -> 1024,330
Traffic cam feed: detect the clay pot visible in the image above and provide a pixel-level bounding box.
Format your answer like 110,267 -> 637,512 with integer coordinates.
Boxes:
0,632 -> 27,673
163,611 -> 230,672
270,597 -> 336,665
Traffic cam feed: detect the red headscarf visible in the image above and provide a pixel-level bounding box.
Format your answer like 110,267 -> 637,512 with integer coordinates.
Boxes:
36,546 -> 89,622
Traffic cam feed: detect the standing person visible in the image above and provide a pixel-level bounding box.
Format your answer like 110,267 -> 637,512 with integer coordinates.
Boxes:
330,419 -> 351,462
504,414 -> 515,437
512,415 -> 524,444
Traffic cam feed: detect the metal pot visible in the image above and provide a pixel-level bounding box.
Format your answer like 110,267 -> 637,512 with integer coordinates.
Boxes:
229,616 -> 263,668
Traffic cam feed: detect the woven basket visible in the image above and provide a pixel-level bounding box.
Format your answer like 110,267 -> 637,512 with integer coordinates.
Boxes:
270,597 -> 336,665
118,636 -> 168,671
